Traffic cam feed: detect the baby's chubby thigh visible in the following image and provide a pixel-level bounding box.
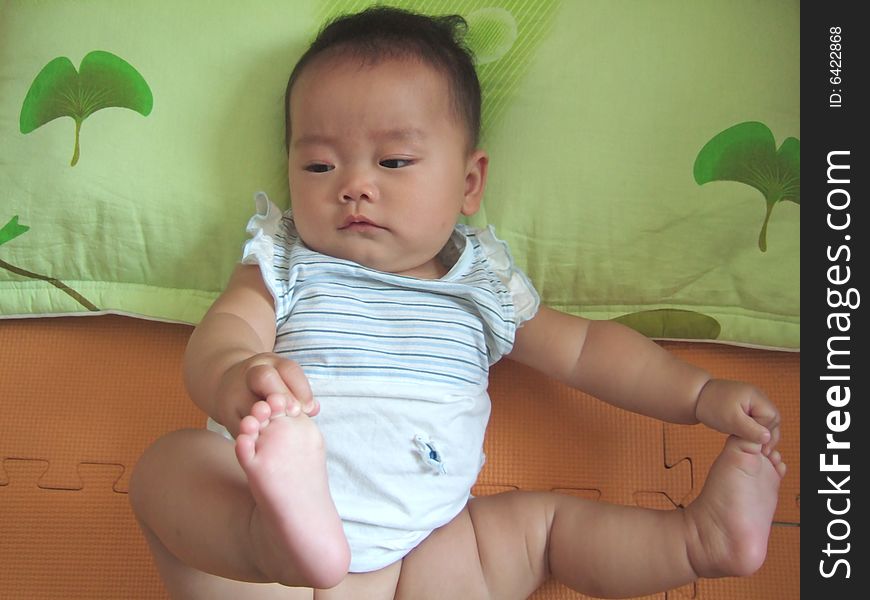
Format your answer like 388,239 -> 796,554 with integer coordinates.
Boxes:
313,508 -> 495,600
313,560 -> 402,600
394,492 -> 555,600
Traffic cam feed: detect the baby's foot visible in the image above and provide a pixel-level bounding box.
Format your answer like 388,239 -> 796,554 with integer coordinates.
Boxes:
236,396 -> 350,587
683,435 -> 786,578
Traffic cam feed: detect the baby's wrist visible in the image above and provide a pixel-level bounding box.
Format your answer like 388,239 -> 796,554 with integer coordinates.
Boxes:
692,377 -> 716,423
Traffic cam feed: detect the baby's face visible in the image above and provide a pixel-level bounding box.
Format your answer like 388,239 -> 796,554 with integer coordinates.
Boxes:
287,55 -> 486,279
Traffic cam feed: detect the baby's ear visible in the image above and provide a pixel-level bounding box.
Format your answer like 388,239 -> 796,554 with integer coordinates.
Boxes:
461,150 -> 488,216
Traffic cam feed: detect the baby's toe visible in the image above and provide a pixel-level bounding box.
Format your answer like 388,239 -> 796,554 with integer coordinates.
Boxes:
266,394 -> 288,416
238,413 -> 263,438
250,400 -> 273,424
761,449 -> 786,478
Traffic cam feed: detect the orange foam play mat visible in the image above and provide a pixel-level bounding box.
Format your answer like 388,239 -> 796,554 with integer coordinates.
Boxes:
0,316 -> 799,599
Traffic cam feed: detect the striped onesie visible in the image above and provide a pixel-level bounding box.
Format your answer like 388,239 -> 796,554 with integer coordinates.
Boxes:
209,192 -> 540,572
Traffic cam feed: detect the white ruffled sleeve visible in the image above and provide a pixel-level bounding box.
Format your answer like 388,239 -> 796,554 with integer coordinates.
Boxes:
475,225 -> 540,326
241,191 -> 294,323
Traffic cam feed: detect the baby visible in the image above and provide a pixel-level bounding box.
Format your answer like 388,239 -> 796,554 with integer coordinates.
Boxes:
130,7 -> 785,599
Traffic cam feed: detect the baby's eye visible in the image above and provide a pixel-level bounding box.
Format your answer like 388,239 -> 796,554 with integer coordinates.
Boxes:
379,158 -> 413,169
305,163 -> 334,173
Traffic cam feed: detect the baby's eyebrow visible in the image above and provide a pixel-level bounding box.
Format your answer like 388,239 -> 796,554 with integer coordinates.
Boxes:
372,127 -> 426,144
292,128 -> 426,149
292,134 -> 336,149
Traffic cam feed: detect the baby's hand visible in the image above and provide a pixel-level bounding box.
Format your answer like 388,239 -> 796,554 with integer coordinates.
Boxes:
216,353 -> 317,437
694,379 -> 781,455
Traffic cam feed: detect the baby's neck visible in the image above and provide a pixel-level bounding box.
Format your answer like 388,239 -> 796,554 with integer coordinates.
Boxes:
394,256 -> 449,280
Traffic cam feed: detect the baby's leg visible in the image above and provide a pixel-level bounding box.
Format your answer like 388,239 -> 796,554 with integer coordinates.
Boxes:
138,523 -> 312,600
396,435 -> 784,599
129,399 -> 349,594
546,435 -> 785,598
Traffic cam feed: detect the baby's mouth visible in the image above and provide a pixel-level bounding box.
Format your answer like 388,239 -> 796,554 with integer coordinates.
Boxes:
340,215 -> 386,231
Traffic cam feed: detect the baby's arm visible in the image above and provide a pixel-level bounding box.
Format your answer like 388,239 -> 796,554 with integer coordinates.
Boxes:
184,264 -> 314,437
508,307 -> 780,449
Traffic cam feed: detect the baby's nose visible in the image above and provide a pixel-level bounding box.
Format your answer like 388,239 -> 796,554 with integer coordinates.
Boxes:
339,170 -> 378,203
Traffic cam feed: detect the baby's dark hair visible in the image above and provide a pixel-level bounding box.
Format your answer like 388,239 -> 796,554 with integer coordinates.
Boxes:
284,6 -> 481,150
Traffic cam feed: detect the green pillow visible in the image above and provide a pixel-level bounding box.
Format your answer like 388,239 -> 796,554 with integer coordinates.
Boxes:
0,0 -> 799,349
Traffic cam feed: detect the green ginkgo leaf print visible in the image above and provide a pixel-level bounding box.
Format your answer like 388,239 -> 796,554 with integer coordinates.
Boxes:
0,216 -> 29,246
19,50 -> 153,166
694,121 -> 799,252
